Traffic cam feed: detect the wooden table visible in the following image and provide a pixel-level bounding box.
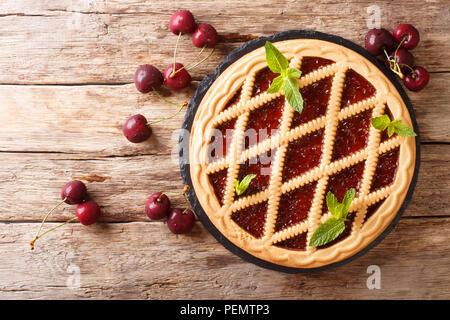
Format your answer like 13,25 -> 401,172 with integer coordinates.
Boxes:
0,0 -> 448,300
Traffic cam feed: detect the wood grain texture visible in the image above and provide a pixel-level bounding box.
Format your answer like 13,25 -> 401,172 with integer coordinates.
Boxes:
0,144 -> 447,222
0,0 -> 449,300
0,0 -> 448,85
0,218 -> 449,299
0,72 -> 448,159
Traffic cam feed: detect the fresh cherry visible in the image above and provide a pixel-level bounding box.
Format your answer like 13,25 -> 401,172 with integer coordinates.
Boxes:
123,114 -> 152,143
145,192 -> 171,220
61,180 -> 87,205
385,47 -> 414,74
169,10 -> 196,35
30,180 -> 91,250
167,208 -> 195,234
75,201 -> 101,226
164,63 -> 192,90
393,24 -> 420,50
134,64 -> 164,93
404,66 -> 430,91
192,23 -> 218,48
365,28 -> 396,56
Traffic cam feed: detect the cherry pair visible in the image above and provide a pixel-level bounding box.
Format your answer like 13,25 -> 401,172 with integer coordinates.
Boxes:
30,180 -> 101,250
145,187 -> 195,234
124,10 -> 218,144
365,24 -> 429,91
135,10 -> 218,93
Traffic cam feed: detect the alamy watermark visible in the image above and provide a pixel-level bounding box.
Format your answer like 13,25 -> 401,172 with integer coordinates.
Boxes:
366,5 -> 381,29
366,265 -> 381,289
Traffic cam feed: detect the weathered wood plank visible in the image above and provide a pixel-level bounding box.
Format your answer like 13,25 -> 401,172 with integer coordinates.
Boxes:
0,217 -> 449,299
0,0 -> 448,85
0,72 -> 448,160
0,83 -> 195,156
0,144 -> 447,222
0,0 -> 448,302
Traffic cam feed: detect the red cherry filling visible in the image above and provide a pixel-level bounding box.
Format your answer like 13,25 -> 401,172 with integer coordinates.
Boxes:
235,150 -> 274,199
208,169 -> 228,206
370,147 -> 400,192
282,129 -> 324,182
322,162 -> 365,214
340,69 -> 376,109
209,118 -> 236,162
291,76 -> 333,129
300,57 -> 335,75
331,108 -> 373,161
275,182 -> 317,232
364,199 -> 387,224
223,86 -> 243,111
231,201 -> 268,238
244,96 -> 285,149
275,232 -> 308,250
251,67 -> 279,97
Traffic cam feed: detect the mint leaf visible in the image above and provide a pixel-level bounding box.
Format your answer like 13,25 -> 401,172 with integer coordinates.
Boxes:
387,124 -> 396,137
309,218 -> 345,247
263,41 -> 304,114
235,174 -> 257,196
286,67 -> 301,79
341,188 -> 356,219
264,41 -> 288,73
371,115 -> 416,138
390,120 -> 417,137
282,77 -> 304,113
267,75 -> 284,94
326,191 -> 340,217
311,188 -> 356,246
371,115 -> 390,131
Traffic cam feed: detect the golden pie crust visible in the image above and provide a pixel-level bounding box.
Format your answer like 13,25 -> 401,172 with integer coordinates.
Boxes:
189,39 -> 416,269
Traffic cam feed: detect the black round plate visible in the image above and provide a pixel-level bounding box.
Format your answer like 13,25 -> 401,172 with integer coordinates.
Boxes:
179,30 -> 421,273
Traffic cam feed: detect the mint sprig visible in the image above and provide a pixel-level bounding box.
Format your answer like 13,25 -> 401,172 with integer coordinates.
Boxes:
371,115 -> 417,137
309,188 -> 356,247
234,174 -> 257,196
264,41 -> 303,113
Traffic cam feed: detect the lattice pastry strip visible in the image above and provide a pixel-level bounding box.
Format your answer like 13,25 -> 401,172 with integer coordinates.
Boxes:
189,39 -> 416,268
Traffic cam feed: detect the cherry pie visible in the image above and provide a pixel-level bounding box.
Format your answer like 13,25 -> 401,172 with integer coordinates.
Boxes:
187,37 -> 417,269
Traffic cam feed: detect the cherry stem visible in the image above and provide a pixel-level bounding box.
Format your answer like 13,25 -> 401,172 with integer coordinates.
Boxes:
169,45 -> 209,78
185,45 -> 207,68
400,63 -> 416,77
152,88 -> 185,107
185,48 -> 215,71
182,185 -> 192,214
30,216 -> 78,250
170,32 -> 182,78
157,193 -> 165,202
35,197 -> 67,238
383,48 -> 404,79
148,90 -> 188,125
